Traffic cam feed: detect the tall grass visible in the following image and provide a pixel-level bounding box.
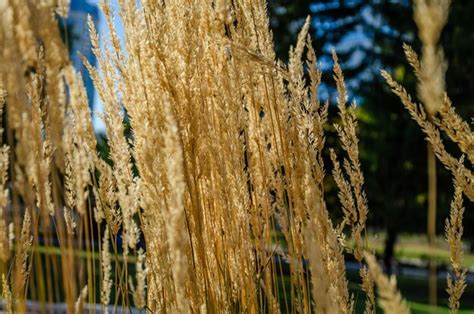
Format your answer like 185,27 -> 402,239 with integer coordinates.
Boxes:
0,0 -> 471,313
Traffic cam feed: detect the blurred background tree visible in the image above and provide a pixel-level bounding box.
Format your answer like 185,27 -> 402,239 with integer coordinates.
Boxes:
268,0 -> 474,268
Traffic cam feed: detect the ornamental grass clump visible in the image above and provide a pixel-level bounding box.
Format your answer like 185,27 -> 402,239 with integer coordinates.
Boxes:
0,0 -> 471,313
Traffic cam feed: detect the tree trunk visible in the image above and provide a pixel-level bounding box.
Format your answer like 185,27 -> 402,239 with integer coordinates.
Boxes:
427,142 -> 438,309
383,229 -> 398,275
427,143 -> 437,246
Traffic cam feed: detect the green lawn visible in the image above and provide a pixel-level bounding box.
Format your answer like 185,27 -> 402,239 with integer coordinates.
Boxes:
358,233 -> 474,267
